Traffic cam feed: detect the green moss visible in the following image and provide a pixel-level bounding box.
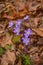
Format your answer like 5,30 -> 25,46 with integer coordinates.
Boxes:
12,35 -> 21,43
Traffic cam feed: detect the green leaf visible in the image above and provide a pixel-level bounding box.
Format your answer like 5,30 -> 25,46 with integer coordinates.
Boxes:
12,35 -> 21,43
20,54 -> 32,65
5,44 -> 12,50
0,47 -> 5,55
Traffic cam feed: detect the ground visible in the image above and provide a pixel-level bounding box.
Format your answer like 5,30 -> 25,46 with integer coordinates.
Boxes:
0,0 -> 43,65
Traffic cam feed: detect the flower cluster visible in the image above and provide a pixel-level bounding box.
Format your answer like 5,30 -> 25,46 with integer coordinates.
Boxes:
22,28 -> 32,45
8,19 -> 32,45
14,19 -> 22,35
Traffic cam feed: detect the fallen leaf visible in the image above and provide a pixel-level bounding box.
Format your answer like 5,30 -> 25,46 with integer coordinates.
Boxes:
32,28 -> 43,37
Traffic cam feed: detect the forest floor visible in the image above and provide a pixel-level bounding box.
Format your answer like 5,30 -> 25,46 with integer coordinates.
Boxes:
0,0 -> 43,65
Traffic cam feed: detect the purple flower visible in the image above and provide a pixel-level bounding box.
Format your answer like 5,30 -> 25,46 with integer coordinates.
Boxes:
24,15 -> 29,20
16,19 -> 21,26
16,24 -> 20,28
9,21 -> 14,27
13,19 -> 21,35
22,37 -> 30,45
14,27 -> 20,35
24,28 -> 32,38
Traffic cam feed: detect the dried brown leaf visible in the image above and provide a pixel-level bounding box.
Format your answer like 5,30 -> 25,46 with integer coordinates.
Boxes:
32,28 -> 43,37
